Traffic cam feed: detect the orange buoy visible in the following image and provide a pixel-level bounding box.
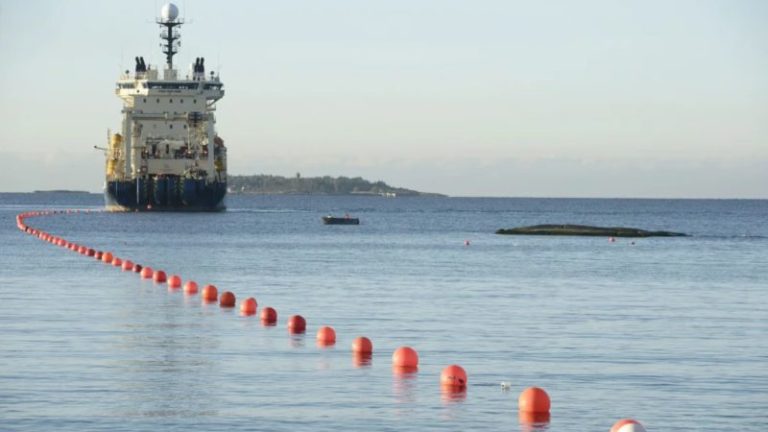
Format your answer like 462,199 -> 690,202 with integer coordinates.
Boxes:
392,346 -> 419,369
94,251 -> 103,260
352,336 -> 373,354
112,257 -> 123,267
316,326 -> 336,344
219,291 -> 236,307
78,246 -> 87,254
140,266 -> 153,279
240,297 -> 257,315
519,411 -> 551,425
167,275 -> 182,289
121,260 -> 134,271
518,386 -> 550,413
183,280 -> 198,294
440,365 -> 467,388
287,315 -> 306,333
260,307 -> 277,325
153,270 -> 167,283
201,284 -> 218,302
101,252 -> 114,264
610,419 -> 646,432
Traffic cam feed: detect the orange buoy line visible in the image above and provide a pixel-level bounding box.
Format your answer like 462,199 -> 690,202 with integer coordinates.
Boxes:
240,297 -> 257,315
219,291 -> 236,308
611,419 -> 647,432
260,306 -> 277,325
183,280 -> 199,294
17,210 -> 454,389
102,251 -> 114,264
440,364 -> 467,389
15,210 -> 650,429
167,274 -> 182,289
316,326 -> 336,345
202,284 -> 218,302
518,386 -> 551,414
140,266 -> 154,279
352,336 -> 373,354
153,270 -> 167,283
287,315 -> 306,334
392,346 -> 419,370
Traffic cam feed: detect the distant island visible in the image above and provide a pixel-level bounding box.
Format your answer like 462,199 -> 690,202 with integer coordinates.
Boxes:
33,190 -> 92,194
227,174 -> 445,197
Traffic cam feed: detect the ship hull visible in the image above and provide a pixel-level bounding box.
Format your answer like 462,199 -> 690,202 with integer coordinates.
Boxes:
105,177 -> 226,211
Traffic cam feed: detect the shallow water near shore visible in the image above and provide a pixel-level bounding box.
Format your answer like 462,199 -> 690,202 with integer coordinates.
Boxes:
1,193 -> 767,431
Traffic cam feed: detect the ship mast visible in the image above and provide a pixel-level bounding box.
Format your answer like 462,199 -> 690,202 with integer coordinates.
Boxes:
157,3 -> 183,70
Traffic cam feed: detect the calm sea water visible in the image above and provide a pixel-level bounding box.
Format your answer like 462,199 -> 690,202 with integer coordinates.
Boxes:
1,193 -> 766,431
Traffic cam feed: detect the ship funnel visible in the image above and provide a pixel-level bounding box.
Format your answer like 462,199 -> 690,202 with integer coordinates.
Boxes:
135,57 -> 148,75
193,57 -> 205,80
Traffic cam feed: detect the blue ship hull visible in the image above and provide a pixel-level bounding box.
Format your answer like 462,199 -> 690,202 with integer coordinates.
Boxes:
105,177 -> 226,211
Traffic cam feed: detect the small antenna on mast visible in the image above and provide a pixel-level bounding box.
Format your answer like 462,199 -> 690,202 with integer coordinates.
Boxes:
157,3 -> 184,70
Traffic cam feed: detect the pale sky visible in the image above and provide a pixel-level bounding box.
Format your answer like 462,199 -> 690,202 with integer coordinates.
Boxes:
1,0 -> 766,197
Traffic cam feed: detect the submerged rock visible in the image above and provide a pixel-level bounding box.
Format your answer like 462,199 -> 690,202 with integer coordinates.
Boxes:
495,224 -> 686,237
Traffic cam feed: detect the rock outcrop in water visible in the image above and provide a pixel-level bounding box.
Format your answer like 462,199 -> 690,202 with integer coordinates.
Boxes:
495,224 -> 686,237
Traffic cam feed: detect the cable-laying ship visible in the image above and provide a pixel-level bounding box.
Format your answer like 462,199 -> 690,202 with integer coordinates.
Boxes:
105,3 -> 226,211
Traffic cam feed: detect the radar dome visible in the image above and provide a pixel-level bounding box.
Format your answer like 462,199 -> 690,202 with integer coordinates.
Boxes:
160,3 -> 179,22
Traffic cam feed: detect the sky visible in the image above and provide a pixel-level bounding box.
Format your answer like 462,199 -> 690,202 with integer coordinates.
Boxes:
0,0 -> 766,197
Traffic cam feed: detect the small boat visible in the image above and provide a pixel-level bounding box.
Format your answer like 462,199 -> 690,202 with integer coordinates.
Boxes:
322,215 -> 359,225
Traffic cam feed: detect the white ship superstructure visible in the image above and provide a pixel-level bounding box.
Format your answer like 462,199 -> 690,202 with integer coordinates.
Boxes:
105,3 -> 227,211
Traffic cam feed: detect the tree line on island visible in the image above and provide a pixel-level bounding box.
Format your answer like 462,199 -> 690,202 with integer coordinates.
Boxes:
227,173 -> 444,197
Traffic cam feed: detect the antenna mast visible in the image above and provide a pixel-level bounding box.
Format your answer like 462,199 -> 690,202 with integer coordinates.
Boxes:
157,3 -> 183,69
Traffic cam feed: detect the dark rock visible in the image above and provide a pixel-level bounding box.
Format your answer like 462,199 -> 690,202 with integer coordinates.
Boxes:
495,224 -> 686,237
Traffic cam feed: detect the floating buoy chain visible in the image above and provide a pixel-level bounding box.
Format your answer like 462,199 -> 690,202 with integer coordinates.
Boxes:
14,210 -> 647,430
